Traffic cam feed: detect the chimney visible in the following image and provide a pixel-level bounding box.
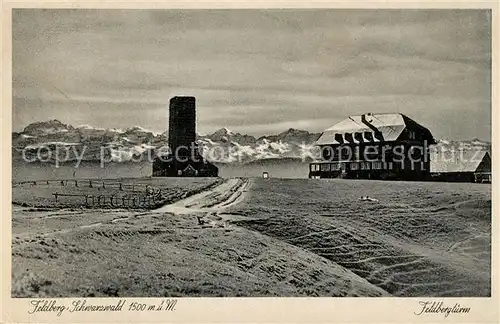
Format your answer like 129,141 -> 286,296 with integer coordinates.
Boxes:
361,113 -> 384,141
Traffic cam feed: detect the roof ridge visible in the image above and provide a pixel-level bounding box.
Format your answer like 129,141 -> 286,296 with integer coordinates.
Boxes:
347,112 -> 403,117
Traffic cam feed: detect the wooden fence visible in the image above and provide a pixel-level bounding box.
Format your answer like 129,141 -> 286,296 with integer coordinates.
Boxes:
52,190 -> 162,209
13,179 -> 155,193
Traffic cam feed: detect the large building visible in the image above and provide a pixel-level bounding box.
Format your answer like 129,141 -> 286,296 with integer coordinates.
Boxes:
309,113 -> 436,180
152,96 -> 218,177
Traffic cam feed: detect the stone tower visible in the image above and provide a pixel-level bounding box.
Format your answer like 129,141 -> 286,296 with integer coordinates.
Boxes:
168,96 -> 196,156
152,96 -> 218,177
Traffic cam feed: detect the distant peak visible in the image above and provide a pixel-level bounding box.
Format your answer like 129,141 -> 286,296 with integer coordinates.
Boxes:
108,127 -> 125,133
125,126 -> 156,134
78,124 -> 103,130
279,128 -> 308,136
22,119 -> 71,134
30,119 -> 65,126
213,127 -> 233,135
127,126 -> 145,131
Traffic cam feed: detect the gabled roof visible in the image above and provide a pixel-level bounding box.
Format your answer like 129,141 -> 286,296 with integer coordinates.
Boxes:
316,113 -> 431,145
430,150 -> 490,173
183,164 -> 197,172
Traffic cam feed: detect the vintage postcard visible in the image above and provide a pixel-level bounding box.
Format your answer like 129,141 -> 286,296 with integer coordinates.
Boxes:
1,1 -> 498,323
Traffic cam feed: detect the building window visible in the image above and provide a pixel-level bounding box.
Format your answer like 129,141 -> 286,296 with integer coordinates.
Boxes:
360,161 -> 371,170
388,162 -> 393,170
350,162 -> 360,170
373,161 -> 383,170
320,163 -> 331,172
331,163 -> 341,171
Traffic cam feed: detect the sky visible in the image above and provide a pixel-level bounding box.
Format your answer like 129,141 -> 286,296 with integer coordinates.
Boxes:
12,9 -> 491,140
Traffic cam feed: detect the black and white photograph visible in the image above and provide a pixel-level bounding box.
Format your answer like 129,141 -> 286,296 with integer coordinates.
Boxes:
8,7 -> 493,304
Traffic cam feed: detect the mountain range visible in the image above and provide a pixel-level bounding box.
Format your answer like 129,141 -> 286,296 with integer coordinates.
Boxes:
12,119 -> 491,163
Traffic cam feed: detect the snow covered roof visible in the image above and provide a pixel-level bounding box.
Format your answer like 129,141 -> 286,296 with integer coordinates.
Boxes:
316,113 -> 433,145
430,150 -> 490,173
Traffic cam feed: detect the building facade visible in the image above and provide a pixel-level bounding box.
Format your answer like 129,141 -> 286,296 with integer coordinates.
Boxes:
309,113 -> 436,180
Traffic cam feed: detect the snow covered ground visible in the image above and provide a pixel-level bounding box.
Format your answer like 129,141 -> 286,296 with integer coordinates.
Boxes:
11,177 -> 490,297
